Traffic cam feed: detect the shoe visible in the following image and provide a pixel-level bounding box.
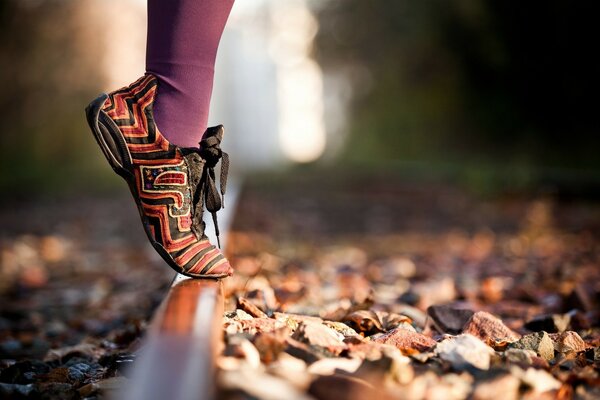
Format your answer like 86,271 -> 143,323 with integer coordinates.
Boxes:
85,74 -> 233,279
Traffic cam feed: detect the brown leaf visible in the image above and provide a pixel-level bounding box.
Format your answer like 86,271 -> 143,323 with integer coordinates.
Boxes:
237,297 -> 268,318
343,310 -> 412,336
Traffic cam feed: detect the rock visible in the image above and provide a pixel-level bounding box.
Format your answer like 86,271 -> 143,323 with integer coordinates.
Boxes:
463,311 -> 521,342
391,304 -> 428,328
223,336 -> 262,369
36,382 -> 78,400
220,365 -> 313,400
472,371 -> 520,400
78,377 -> 127,398
574,385 -> 600,400
373,327 -> 436,353
0,360 -> 50,384
524,314 -> 570,333
549,331 -> 587,353
435,334 -> 494,370
401,277 -> 457,309
291,322 -> 346,354
285,338 -> 323,364
0,339 -> 22,359
509,331 -> 555,361
44,343 -> 98,363
353,348 -> 414,385
0,383 -> 35,398
404,371 -> 473,400
322,321 -> 360,337
266,353 -> 311,390
239,318 -> 287,334
511,366 -> 561,393
566,309 -> 591,330
273,312 -> 323,331
66,363 -> 90,382
245,287 -> 279,313
253,328 -> 290,363
504,348 -> 536,365
307,357 -> 362,375
564,284 -> 595,312
308,374 -> 395,400
427,305 -> 474,334
346,340 -> 395,361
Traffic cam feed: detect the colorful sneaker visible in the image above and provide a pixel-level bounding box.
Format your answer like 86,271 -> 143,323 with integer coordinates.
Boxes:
85,74 -> 233,279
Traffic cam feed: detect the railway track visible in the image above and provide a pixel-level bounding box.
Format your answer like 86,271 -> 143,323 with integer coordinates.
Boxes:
117,182 -> 240,400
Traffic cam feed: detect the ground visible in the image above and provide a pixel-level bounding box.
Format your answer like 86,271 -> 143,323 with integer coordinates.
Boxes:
1,172 -> 599,399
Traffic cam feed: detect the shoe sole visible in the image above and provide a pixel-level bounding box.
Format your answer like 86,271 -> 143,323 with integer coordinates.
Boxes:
85,94 -> 229,280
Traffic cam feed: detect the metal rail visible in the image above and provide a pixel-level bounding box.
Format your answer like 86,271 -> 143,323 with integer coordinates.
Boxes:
118,182 -> 239,400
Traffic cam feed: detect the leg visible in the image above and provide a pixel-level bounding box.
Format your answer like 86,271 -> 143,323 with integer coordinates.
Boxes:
146,0 -> 235,148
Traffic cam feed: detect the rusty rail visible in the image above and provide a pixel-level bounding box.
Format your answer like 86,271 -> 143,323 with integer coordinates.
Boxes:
118,181 -> 239,400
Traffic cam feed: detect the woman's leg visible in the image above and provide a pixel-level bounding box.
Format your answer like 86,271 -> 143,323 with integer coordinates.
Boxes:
146,0 -> 235,148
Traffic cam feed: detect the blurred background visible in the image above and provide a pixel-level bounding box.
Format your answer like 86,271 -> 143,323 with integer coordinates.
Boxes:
1,0 -> 599,195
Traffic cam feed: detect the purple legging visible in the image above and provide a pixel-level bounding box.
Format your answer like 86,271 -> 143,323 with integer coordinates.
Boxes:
146,0 -> 235,148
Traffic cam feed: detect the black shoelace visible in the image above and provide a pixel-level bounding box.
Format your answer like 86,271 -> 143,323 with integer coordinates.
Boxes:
188,126 -> 229,248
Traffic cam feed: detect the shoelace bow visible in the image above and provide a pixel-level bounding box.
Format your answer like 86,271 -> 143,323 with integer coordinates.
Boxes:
192,125 -> 229,248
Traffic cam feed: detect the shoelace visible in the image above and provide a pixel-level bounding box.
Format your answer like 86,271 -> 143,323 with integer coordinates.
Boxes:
191,125 -> 229,248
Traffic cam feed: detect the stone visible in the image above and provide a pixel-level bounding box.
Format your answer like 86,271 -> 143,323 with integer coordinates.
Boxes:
0,383 -> 35,398
404,371 -> 473,400
285,337 -> 323,364
272,312 -> 323,331
373,327 -> 436,353
322,320 -> 360,337
220,367 -> 313,400
435,334 -> 494,370
0,360 -> 50,384
239,318 -> 287,334
504,348 -> 536,365
472,372 -> 520,400
308,374 -> 396,400
266,353 -> 311,390
564,284 -> 595,312
291,322 -> 346,353
78,377 -> 127,398
511,366 -> 561,393
549,331 -> 587,354
66,363 -> 90,382
427,305 -> 474,334
463,311 -> 521,342
524,314 -> 570,333
353,348 -> 414,385
509,332 -> 555,361
253,327 -> 290,364
402,277 -> 457,309
307,357 -> 362,375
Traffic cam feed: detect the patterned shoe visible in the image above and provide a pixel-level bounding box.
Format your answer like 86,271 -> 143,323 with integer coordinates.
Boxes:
85,74 -> 233,279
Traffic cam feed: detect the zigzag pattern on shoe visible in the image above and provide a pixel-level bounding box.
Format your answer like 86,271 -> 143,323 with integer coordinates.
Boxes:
86,74 -> 232,278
